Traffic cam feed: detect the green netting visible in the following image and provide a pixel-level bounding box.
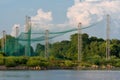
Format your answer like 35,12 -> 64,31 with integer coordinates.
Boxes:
0,21 -> 100,56
17,21 -> 98,41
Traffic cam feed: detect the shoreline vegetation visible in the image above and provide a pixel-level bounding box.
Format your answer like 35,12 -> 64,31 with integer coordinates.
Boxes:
0,56 -> 120,70
0,65 -> 120,70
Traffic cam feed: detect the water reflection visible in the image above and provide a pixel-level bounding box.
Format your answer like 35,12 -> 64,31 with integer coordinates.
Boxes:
0,71 -> 30,80
0,70 -> 120,80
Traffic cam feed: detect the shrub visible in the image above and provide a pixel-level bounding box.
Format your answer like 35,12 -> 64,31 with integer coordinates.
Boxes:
64,60 -> 73,67
115,62 -> 120,67
5,57 -> 17,67
113,59 -> 120,67
15,56 -> 28,65
27,59 -> 40,67
0,57 -> 4,65
39,61 -> 49,67
79,62 -> 91,67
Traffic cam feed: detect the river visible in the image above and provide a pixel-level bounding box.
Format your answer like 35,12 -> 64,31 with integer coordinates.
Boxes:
0,70 -> 120,80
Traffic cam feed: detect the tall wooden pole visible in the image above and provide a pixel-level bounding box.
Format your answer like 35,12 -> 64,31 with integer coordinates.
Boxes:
78,23 -> 82,62
106,14 -> 110,60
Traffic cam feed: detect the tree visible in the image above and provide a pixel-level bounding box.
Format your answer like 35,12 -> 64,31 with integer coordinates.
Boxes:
35,43 -> 44,56
111,44 -> 120,58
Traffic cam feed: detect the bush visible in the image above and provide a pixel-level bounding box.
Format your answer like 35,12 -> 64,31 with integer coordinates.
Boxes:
0,57 -> 4,65
113,59 -> 120,67
5,57 -> 17,67
27,58 -> 40,67
15,56 -> 28,65
0,52 -> 5,56
79,62 -> 91,67
39,61 -> 49,67
64,60 -> 73,67
115,62 -> 120,67
91,55 -> 101,65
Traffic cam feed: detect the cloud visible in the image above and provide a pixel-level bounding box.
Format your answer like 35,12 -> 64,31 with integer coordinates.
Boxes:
85,0 -> 101,1
30,9 -> 72,32
67,0 -> 120,27
31,9 -> 52,30
16,0 -> 120,39
11,24 -> 20,37
74,0 -> 80,4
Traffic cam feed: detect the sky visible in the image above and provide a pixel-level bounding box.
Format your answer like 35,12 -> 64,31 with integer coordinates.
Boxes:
0,0 -> 120,40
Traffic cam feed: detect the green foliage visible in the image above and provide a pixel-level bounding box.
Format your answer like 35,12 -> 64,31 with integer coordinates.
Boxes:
5,57 -> 17,67
90,55 -> 101,65
111,44 -> 120,58
0,56 -> 4,65
64,60 -> 73,67
4,56 -> 28,67
35,43 -> 44,56
0,52 -> 6,56
79,61 -> 92,67
115,63 -> 120,67
27,59 -> 40,67
15,56 -> 28,65
39,61 -> 49,67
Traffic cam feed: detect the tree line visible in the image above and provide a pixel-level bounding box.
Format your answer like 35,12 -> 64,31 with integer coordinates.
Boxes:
36,33 -> 120,60
0,33 -> 120,68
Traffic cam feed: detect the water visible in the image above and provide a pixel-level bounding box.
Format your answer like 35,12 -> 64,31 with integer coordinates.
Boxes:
0,70 -> 120,80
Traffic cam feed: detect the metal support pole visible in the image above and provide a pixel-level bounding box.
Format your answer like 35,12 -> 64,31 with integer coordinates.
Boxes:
45,30 -> 49,59
78,23 -> 82,62
106,14 -> 110,60
25,16 -> 31,56
15,27 -> 19,55
2,30 -> 6,53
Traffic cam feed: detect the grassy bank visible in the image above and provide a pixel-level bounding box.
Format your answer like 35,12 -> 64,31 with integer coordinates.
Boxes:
0,56 -> 120,70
